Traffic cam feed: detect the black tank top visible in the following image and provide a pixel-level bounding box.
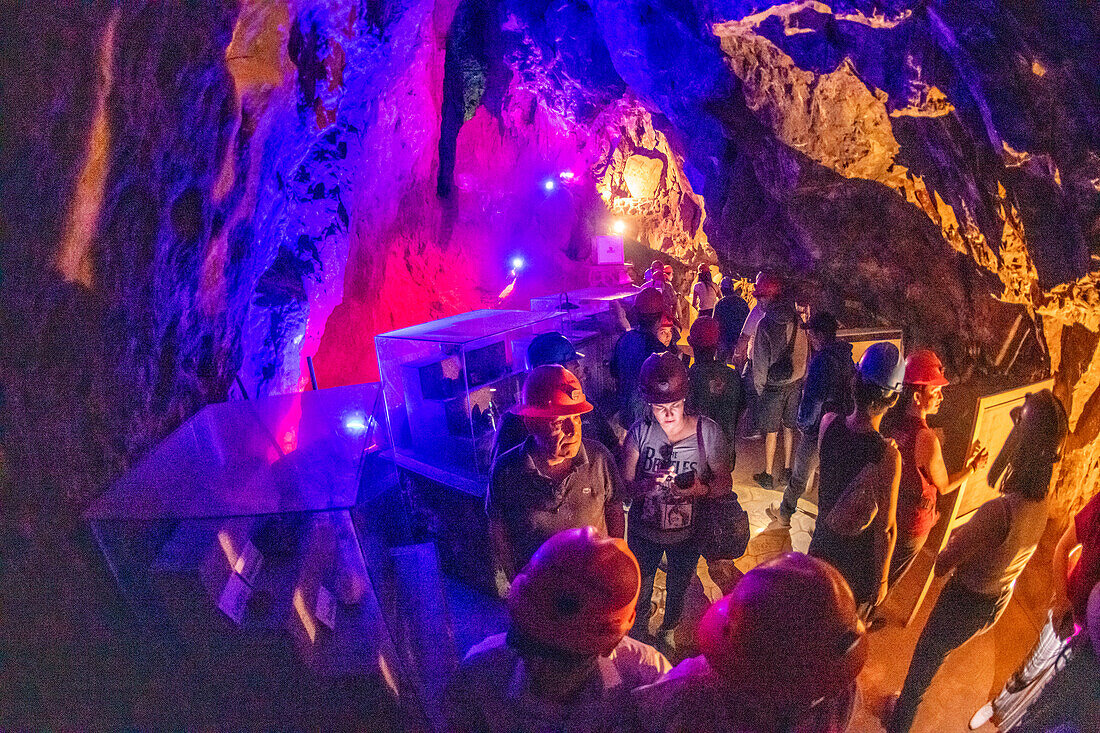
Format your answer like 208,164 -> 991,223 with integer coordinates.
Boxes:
816,416 -> 888,519
810,415 -> 888,604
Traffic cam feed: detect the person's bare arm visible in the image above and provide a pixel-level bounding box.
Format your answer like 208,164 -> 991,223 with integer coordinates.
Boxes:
618,435 -> 650,500
1051,522 -> 1081,618
873,444 -> 902,605
917,430 -> 987,495
818,412 -> 838,447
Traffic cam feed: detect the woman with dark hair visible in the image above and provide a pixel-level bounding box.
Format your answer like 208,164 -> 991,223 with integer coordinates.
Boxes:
692,264 -> 720,319
808,342 -> 904,614
881,349 -> 989,586
886,389 -> 1068,732
619,352 -> 733,654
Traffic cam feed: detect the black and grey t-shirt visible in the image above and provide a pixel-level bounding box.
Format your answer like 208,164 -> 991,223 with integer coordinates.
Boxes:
488,437 -> 623,572
627,415 -> 732,545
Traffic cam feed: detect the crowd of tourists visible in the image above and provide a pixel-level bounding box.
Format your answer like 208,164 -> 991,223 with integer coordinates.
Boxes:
447,264 -> 1097,732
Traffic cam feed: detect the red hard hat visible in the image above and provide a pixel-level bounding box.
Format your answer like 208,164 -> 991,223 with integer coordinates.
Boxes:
515,365 -> 594,418
651,259 -> 663,272
698,263 -> 709,274
697,553 -> 868,708
689,316 -> 721,352
508,527 -> 641,656
663,264 -> 673,276
754,272 -> 782,300
903,348 -> 949,387
639,352 -> 689,403
635,287 -> 665,316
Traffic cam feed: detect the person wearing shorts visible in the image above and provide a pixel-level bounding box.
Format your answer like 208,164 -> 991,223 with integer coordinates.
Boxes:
749,297 -> 807,489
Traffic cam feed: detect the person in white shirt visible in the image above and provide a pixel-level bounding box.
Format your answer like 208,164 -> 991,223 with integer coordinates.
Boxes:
691,264 -> 720,318
444,527 -> 670,733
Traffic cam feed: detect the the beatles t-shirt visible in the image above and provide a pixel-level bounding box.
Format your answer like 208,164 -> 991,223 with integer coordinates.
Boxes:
627,415 -> 726,545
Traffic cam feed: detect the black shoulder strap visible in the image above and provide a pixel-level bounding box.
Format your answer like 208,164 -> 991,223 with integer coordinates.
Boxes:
696,418 -> 709,476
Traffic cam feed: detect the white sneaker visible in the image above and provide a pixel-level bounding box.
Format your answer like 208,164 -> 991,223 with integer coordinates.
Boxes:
969,702 -> 995,729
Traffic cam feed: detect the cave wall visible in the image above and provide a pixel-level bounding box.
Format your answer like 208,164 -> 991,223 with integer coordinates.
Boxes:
1,0 -> 1098,724
591,0 -> 1100,516
2,3 -> 1100,717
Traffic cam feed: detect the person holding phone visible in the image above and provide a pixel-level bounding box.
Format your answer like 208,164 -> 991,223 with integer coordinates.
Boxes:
619,352 -> 733,654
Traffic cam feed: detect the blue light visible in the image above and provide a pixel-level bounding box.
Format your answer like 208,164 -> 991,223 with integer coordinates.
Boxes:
511,256 -> 525,271
543,179 -> 556,191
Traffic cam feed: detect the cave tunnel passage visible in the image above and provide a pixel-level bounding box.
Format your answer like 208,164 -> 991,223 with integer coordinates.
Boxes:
1,0 -> 1099,731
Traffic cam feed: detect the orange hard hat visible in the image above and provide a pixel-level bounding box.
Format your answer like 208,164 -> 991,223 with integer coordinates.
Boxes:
754,271 -> 782,300
639,351 -> 689,403
697,552 -> 868,708
508,527 -> 641,656
903,348 -> 949,387
635,287 -> 665,315
689,316 -> 721,352
515,365 -> 593,418
664,264 -> 673,276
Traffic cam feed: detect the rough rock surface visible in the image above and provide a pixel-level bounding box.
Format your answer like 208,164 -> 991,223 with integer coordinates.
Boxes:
1,0 -> 1100,725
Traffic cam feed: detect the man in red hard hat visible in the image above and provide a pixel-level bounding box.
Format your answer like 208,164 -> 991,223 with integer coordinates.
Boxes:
630,552 -> 868,732
491,331 -> 618,464
487,366 -> 625,591
445,527 -> 670,733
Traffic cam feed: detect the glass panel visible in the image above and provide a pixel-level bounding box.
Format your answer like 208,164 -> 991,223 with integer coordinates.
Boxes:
379,308 -> 562,344
86,383 -> 381,521
375,309 -> 565,488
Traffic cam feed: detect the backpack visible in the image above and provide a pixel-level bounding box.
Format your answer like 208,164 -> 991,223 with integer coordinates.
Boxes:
764,311 -> 797,384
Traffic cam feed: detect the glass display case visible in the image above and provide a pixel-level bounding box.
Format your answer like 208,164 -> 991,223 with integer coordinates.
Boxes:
375,309 -> 565,494
530,286 -> 638,407
83,383 -> 455,728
